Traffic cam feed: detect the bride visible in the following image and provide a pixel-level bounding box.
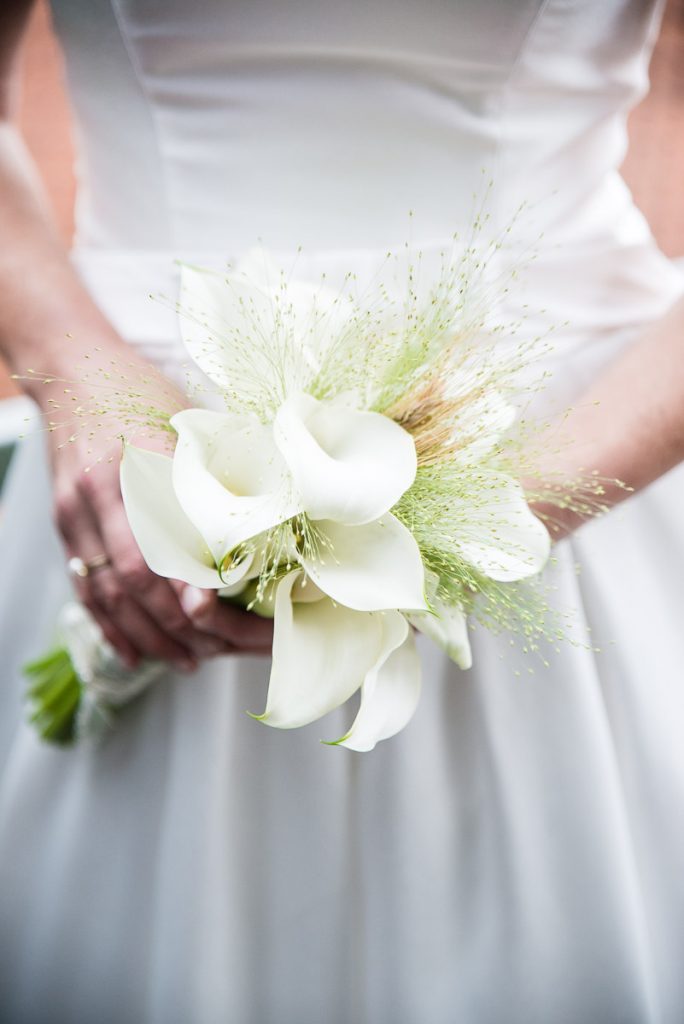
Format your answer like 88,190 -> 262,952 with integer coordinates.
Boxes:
1,1 -> 683,1021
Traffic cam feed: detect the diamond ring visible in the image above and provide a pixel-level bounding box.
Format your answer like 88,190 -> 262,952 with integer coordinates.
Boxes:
68,554 -> 111,579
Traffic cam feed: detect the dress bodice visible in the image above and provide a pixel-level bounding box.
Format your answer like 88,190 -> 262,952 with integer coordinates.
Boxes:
48,0 -> 683,382
50,0 -> 664,252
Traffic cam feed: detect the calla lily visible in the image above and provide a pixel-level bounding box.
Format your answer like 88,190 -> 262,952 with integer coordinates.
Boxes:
179,256 -> 349,409
232,250 -> 352,378
450,471 -> 550,582
444,390 -> 550,580
175,259 -> 425,604
331,614 -> 422,752
120,444 -> 254,589
403,569 -> 472,669
122,299 -> 427,610
170,408 -> 301,563
451,390 -> 517,464
255,572 -> 421,750
179,262 -> 277,400
300,515 -> 426,612
408,600 -> 472,671
273,391 -> 417,525
255,572 -> 383,729
121,424 -> 427,613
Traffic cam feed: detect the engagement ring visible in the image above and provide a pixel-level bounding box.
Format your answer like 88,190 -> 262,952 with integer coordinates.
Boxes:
68,554 -> 111,579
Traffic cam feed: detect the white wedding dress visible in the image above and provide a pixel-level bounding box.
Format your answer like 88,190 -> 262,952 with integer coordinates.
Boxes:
1,1 -> 684,1021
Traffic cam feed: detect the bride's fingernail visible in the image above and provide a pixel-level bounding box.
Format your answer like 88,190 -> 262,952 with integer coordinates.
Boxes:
181,586 -> 207,618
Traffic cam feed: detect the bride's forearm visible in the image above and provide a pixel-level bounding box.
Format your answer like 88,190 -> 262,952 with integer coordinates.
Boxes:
0,118 -> 273,664
533,293 -> 684,534
0,121 -> 132,406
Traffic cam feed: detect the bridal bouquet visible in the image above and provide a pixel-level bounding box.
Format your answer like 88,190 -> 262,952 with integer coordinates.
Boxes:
25,242 -> 573,751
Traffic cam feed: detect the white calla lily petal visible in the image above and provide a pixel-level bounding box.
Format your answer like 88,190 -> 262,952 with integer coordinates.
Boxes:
454,471 -> 550,581
333,615 -> 422,752
408,602 -> 472,669
301,514 -> 427,612
273,391 -> 417,525
179,263 -> 281,400
256,572 -> 386,729
120,445 -> 252,589
234,250 -> 354,374
284,281 -> 354,377
452,391 -> 517,463
170,408 -> 301,565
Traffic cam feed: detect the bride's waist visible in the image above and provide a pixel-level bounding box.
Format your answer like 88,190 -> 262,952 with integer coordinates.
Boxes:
71,229 -> 684,356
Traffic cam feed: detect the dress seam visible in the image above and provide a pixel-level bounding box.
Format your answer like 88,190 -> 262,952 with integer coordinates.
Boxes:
109,0 -> 175,250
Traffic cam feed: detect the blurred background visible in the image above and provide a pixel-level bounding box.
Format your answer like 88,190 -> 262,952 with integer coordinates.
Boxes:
1,0 -> 684,483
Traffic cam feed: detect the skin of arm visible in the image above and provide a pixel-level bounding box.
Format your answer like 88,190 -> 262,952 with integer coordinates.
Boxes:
531,294 -> 684,537
0,1 -> 273,668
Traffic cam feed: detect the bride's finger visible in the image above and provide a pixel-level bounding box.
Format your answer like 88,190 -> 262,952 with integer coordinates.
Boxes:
70,570 -> 139,669
94,498 -> 232,660
59,480 -> 197,669
167,582 -> 236,656
55,482 -> 139,665
181,585 -> 274,654
76,469 -> 202,662
89,568 -> 197,670
60,527 -> 139,669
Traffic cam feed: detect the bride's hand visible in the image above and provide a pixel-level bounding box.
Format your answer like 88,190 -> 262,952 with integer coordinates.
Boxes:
44,359 -> 273,671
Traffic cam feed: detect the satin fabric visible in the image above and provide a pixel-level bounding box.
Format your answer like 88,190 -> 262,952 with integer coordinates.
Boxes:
1,2 -> 684,1022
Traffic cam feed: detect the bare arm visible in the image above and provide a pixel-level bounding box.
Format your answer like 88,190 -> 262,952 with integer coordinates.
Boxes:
0,4 -> 273,667
0,1 -> 125,380
533,294 -> 684,536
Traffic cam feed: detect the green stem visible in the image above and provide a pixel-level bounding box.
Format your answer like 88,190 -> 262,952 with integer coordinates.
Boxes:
23,645 -> 83,746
